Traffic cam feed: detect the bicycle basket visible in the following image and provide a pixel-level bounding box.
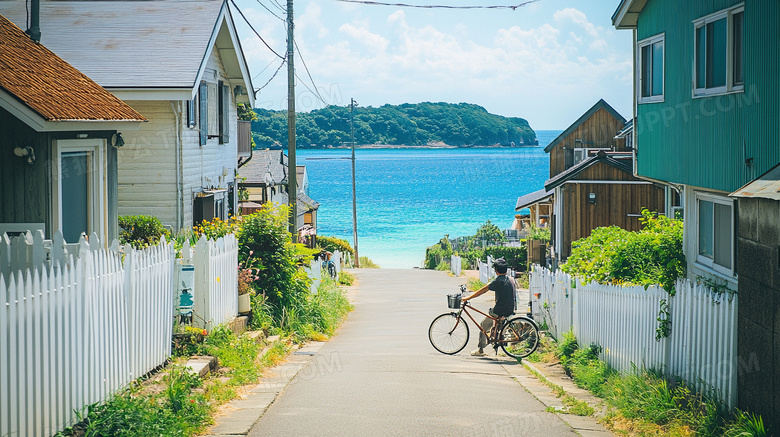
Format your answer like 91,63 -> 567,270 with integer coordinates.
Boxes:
447,294 -> 462,309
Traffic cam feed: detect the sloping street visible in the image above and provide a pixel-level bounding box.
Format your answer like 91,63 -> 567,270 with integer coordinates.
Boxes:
247,268 -> 580,437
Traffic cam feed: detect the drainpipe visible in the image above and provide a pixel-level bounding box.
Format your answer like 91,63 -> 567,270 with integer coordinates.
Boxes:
26,0 -> 41,42
171,101 -> 184,231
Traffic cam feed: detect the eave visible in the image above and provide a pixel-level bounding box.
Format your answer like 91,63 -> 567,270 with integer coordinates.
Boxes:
0,89 -> 143,132
612,0 -> 647,29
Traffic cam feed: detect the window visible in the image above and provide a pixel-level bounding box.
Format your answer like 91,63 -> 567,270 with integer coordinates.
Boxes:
197,80 -> 231,145
694,5 -> 744,96
638,34 -> 664,103
696,193 -> 734,274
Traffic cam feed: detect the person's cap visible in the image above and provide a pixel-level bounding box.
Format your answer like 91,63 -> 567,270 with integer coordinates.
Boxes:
492,258 -> 508,273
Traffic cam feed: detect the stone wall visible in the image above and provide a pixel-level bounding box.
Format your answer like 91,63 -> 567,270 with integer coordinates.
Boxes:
736,196 -> 780,430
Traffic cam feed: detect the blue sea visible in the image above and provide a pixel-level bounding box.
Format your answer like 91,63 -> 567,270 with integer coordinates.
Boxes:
298,130 -> 561,268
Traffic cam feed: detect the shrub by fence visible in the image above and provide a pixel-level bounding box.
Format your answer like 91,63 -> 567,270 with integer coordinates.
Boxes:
530,265 -> 738,407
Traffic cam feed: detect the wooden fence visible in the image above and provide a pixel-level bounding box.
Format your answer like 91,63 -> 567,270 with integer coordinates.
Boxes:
0,230 -> 241,436
530,265 -> 738,407
0,232 -> 174,437
181,234 -> 239,331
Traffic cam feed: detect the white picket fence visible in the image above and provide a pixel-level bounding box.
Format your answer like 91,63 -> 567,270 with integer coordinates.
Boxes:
530,265 -> 738,407
450,255 -> 461,276
0,232 -> 174,437
181,234 -> 239,331
303,250 -> 343,294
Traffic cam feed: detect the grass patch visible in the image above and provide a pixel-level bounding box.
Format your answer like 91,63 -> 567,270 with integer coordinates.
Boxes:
465,277 -> 485,291
338,270 -> 356,285
552,333 -> 769,437
358,256 -> 381,268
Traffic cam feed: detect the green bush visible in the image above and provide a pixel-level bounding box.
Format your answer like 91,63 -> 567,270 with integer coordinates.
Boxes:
118,215 -> 170,248
358,256 -> 380,268
238,204 -> 317,321
317,235 -> 354,255
425,235 -> 453,269
338,271 -> 356,286
484,246 -> 527,271
561,209 -> 685,294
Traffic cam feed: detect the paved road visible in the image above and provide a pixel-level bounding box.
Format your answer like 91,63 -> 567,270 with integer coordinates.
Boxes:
247,269 -> 579,437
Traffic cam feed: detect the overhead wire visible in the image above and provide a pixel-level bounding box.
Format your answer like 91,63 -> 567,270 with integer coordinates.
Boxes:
230,0 -> 285,59
255,54 -> 287,93
254,0 -> 286,22
333,0 -> 539,9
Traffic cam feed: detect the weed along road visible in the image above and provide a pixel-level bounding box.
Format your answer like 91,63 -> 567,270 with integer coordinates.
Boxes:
247,269 -> 580,437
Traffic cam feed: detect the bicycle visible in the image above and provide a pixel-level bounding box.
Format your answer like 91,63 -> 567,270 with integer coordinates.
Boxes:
428,285 -> 540,358
318,250 -> 338,280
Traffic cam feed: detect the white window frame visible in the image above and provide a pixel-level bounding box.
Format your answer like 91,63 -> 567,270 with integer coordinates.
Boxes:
52,139 -> 107,243
693,4 -> 744,98
694,192 -> 734,276
637,33 -> 665,104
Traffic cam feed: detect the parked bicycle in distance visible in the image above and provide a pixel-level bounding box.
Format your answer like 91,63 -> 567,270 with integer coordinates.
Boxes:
318,249 -> 338,280
428,285 -> 540,358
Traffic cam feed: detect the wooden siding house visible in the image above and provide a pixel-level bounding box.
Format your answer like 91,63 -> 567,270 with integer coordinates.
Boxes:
541,99 -> 665,261
2,0 -> 255,231
615,0 -> 780,427
0,14 -> 145,244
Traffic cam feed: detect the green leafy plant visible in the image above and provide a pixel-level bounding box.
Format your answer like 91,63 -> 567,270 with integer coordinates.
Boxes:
118,215 -> 171,249
484,246 -> 527,271
655,299 -> 672,340
562,209 -> 685,294
527,224 -> 551,242
425,235 -> 453,269
317,235 -> 354,255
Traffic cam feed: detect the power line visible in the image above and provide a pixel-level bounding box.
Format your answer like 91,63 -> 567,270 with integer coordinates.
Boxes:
294,38 -> 331,109
255,55 -> 287,93
254,0 -> 286,22
334,0 -> 539,9
230,0 -> 285,59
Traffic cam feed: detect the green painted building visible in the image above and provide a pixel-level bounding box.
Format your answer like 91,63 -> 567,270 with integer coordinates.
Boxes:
615,0 -> 780,427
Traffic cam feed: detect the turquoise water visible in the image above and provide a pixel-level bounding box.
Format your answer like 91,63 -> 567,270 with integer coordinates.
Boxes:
299,130 -> 561,268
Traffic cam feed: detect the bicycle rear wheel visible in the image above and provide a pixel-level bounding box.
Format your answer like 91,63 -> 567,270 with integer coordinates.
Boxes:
328,262 -> 337,279
500,316 -> 539,358
428,313 -> 469,355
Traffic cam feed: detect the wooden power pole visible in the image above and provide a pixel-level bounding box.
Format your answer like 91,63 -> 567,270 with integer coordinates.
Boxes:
350,98 -> 359,267
286,0 -> 297,239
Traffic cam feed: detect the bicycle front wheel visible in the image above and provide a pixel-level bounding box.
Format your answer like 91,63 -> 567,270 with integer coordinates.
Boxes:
500,316 -> 539,358
328,263 -> 337,279
428,313 -> 469,355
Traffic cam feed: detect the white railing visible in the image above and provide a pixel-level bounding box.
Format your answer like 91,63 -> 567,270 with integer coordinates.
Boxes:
0,232 -> 174,437
450,255 -> 461,276
478,256 -> 495,284
530,265 -> 738,407
181,234 -> 239,332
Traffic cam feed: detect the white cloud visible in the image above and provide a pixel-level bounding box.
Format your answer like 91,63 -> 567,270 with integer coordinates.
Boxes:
339,22 -> 389,53
554,8 -> 600,38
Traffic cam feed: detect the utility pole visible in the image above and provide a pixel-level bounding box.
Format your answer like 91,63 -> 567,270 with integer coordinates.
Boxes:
286,0 -> 297,240
350,98 -> 360,267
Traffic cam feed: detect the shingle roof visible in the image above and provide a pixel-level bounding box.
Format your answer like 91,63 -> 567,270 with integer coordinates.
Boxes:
0,0 -> 252,95
0,14 -> 145,122
544,99 -> 626,153
515,189 -> 553,211
238,150 -> 287,185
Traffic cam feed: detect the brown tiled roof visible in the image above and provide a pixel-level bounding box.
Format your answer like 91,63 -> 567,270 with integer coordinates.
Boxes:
0,14 -> 145,122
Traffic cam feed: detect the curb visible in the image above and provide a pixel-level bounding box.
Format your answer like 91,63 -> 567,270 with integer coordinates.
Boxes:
502,360 -> 614,436
200,340 -> 327,436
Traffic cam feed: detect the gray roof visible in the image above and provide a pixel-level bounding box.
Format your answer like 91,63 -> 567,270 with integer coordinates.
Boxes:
544,99 -> 626,153
238,150 -> 288,186
297,192 -> 320,211
0,0 -> 253,99
730,163 -> 780,201
515,189 -> 553,211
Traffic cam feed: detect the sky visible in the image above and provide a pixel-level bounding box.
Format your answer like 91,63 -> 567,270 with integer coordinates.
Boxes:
231,0 -> 633,131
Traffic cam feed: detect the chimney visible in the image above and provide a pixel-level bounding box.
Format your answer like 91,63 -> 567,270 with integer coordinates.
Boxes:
26,0 -> 41,43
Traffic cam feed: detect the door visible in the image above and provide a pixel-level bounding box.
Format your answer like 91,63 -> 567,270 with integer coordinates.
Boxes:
55,139 -> 106,243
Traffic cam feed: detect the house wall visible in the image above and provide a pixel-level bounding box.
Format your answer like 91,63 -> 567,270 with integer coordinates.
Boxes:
549,108 -> 628,178
117,100 -> 179,226
117,46 -> 238,231
635,0 -> 780,193
0,107 -> 119,241
557,162 -> 666,259
736,197 -> 780,431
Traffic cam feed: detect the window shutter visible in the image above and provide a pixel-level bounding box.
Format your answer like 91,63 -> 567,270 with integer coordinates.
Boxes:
199,81 -> 208,146
219,81 -> 230,144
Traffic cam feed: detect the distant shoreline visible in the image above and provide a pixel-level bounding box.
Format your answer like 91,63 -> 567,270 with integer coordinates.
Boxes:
267,143 -> 542,151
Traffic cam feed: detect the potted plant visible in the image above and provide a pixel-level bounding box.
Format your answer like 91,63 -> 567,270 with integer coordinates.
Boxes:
237,267 -> 254,314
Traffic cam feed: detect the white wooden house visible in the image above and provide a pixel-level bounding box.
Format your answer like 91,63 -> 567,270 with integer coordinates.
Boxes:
2,0 -> 255,231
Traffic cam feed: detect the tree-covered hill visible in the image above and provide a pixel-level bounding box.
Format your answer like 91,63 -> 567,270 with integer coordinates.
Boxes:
250,102 -> 537,148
